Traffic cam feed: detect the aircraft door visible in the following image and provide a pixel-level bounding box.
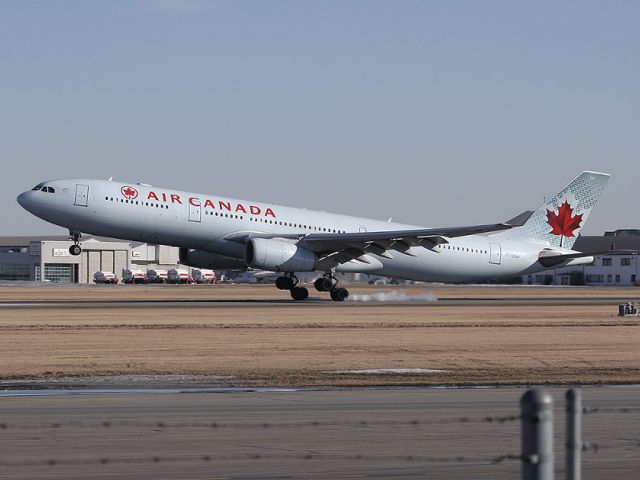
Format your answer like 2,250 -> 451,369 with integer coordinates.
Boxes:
489,242 -> 502,265
188,202 -> 201,222
74,184 -> 89,207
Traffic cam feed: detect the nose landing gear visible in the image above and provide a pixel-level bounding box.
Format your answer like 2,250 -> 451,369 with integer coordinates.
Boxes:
275,273 -> 309,301
68,230 -> 82,256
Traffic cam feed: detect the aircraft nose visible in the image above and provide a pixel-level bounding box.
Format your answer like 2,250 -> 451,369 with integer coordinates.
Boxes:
17,191 -> 34,211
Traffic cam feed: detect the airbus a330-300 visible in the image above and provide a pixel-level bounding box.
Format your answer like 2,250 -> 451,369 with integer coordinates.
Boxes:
17,171 -> 616,300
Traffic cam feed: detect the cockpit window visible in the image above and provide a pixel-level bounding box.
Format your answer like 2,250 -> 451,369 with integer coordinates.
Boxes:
32,183 -> 44,191
41,186 -> 47,192
47,187 -> 55,193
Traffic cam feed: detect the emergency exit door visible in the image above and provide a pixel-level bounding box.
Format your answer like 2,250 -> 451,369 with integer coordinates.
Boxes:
188,202 -> 201,222
74,184 -> 89,207
489,242 -> 502,265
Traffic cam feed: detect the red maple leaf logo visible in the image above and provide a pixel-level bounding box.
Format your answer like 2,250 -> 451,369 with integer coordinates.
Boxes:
546,201 -> 583,238
121,186 -> 138,199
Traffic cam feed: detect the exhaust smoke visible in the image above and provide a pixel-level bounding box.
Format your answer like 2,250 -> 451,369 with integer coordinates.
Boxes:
349,290 -> 437,302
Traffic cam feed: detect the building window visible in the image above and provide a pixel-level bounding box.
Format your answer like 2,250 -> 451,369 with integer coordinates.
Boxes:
586,274 -> 604,283
632,274 -> 637,283
615,274 -> 621,283
621,258 -> 632,266
0,264 -> 31,281
602,258 -> 612,267
35,264 -> 74,283
607,274 -> 612,283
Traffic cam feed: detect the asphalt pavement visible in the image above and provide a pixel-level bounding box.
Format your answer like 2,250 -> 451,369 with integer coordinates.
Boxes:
1,386 -> 638,479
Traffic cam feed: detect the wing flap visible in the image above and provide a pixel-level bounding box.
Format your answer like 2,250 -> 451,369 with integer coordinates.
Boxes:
298,222 -> 513,254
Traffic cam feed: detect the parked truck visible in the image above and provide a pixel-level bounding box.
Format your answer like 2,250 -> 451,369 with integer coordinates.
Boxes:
192,269 -> 216,284
122,269 -> 148,284
168,269 -> 192,284
94,271 -> 118,284
147,269 -> 169,284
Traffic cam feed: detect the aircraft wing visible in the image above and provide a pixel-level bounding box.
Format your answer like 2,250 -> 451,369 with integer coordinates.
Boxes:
223,222 -> 514,271
295,223 -> 514,270
298,223 -> 512,252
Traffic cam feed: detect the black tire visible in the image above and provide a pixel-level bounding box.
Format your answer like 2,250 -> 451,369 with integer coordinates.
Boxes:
330,287 -> 349,301
276,276 -> 293,290
290,286 -> 309,301
321,277 -> 334,291
314,278 -> 326,292
69,244 -> 82,256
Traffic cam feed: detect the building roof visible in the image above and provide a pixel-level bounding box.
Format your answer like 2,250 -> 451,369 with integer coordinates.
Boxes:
0,235 -> 130,247
574,235 -> 640,252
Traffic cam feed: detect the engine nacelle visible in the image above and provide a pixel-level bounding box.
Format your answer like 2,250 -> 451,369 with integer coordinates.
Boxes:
245,238 -> 318,272
179,248 -> 247,270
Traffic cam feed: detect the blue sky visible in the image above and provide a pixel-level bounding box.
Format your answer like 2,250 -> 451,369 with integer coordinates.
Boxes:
2,1 -> 638,234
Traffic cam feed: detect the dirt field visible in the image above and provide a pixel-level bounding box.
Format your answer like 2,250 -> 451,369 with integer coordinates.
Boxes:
0,284 -> 639,386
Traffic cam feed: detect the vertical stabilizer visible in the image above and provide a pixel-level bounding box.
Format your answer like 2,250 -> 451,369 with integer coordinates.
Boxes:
497,171 -> 609,249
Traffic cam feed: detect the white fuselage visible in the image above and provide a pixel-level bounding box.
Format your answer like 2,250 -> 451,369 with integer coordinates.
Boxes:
17,179 -> 581,282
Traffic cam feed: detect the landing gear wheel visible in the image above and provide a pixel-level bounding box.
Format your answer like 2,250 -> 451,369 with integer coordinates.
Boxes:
315,274 -> 336,292
330,287 -> 349,302
276,276 -> 294,290
290,286 -> 309,301
68,229 -> 82,256
321,277 -> 334,291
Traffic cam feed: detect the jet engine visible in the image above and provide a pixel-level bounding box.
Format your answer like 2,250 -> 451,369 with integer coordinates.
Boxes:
245,238 -> 317,272
179,248 -> 247,270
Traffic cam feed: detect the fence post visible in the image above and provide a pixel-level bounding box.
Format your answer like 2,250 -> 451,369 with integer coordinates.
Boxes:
565,389 -> 582,480
521,389 -> 554,480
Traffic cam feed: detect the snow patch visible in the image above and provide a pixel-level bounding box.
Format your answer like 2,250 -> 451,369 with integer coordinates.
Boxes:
330,368 -> 447,375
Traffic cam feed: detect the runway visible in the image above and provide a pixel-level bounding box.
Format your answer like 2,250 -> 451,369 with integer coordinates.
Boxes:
1,295 -> 639,308
0,386 -> 638,479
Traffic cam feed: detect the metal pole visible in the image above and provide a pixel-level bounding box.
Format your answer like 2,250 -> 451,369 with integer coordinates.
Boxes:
565,389 -> 582,480
40,241 -> 46,282
521,389 -> 554,480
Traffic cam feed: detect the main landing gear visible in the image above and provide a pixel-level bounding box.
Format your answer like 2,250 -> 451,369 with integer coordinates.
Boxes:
68,230 -> 82,256
275,273 -> 309,301
275,273 -> 349,302
314,273 -> 349,302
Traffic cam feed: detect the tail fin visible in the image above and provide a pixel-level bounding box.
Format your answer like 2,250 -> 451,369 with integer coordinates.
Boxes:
497,171 -> 610,249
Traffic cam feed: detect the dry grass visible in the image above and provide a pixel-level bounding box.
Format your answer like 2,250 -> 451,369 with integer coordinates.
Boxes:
0,284 -> 639,386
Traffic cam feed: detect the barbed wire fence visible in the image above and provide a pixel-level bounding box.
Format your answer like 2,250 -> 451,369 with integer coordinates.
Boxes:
0,389 -> 638,478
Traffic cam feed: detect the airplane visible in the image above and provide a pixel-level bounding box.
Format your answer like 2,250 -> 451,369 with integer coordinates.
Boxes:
17,171 -> 618,301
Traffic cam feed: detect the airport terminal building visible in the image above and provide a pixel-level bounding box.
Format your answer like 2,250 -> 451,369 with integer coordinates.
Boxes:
522,230 -> 640,286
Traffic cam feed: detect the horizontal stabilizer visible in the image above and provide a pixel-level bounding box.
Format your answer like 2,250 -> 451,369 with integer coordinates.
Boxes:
506,210 -> 534,227
538,249 -> 638,268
